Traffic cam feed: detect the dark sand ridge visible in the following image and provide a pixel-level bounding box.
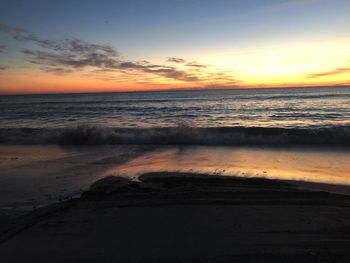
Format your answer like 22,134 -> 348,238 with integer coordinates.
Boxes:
1,172 -> 350,262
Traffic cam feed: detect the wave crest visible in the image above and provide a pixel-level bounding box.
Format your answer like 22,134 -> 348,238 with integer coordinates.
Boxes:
0,125 -> 349,146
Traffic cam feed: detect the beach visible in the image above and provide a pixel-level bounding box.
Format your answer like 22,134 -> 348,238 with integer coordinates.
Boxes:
1,171 -> 350,262
0,144 -> 350,262
1,144 -> 349,216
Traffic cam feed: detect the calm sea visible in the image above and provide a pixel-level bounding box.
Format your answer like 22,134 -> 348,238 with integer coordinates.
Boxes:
0,86 -> 349,146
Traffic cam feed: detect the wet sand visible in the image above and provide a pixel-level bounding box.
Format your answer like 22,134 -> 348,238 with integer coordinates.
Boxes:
1,145 -> 349,211
1,172 -> 350,262
0,145 -> 155,232
112,146 -> 350,187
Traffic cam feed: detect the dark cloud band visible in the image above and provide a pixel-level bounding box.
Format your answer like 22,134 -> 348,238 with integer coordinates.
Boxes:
167,57 -> 186,63
308,67 -> 350,78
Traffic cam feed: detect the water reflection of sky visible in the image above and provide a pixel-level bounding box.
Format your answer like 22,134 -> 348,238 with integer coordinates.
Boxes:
112,146 -> 350,185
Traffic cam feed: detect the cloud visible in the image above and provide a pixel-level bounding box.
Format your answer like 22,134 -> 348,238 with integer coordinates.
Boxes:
0,22 -> 27,35
307,67 -> 350,78
0,22 -> 118,57
22,48 -> 199,81
116,61 -> 200,81
0,65 -> 7,70
1,22 -> 239,85
167,57 -> 207,68
18,37 -> 119,58
167,57 -> 186,63
2,20 -> 199,81
146,67 -> 199,81
0,44 -> 6,53
41,67 -> 74,75
22,48 -> 119,68
186,62 -> 207,68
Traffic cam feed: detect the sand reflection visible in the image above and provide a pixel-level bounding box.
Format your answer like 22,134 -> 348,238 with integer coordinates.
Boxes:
111,146 -> 350,185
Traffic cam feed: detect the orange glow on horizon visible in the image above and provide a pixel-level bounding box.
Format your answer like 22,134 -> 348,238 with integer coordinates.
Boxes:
1,36 -> 350,95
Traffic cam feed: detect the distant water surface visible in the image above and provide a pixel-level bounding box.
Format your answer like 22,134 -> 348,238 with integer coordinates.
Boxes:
1,86 -> 349,128
0,86 -> 349,146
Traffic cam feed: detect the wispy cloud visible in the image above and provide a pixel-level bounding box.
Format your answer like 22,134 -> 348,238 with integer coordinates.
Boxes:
167,57 -> 207,68
41,67 -> 74,75
0,22 -> 198,82
167,57 -> 186,63
0,23 -> 26,35
0,22 -> 117,57
307,67 -> 350,78
115,60 -> 200,81
21,48 -> 119,68
21,48 -> 200,82
186,62 -> 207,68
0,22 -> 239,85
0,37 -> 7,70
0,44 -> 6,53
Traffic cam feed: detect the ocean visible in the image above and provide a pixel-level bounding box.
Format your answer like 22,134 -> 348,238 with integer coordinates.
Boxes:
0,86 -> 349,146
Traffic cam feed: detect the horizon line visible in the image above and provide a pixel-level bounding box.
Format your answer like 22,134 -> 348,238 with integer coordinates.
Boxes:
0,84 -> 349,96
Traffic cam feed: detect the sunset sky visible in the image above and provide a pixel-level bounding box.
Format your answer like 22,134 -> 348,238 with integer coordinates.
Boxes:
0,0 -> 349,94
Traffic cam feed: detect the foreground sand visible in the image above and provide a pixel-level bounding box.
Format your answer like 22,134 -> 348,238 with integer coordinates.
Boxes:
1,172 -> 350,262
0,145 -> 155,232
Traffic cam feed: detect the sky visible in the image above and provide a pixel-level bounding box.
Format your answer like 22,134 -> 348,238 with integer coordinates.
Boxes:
0,0 -> 349,94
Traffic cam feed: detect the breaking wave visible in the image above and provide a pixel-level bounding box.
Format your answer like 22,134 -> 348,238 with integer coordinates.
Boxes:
0,125 -> 349,146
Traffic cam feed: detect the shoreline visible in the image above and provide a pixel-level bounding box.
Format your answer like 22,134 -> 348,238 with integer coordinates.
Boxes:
1,144 -> 350,221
